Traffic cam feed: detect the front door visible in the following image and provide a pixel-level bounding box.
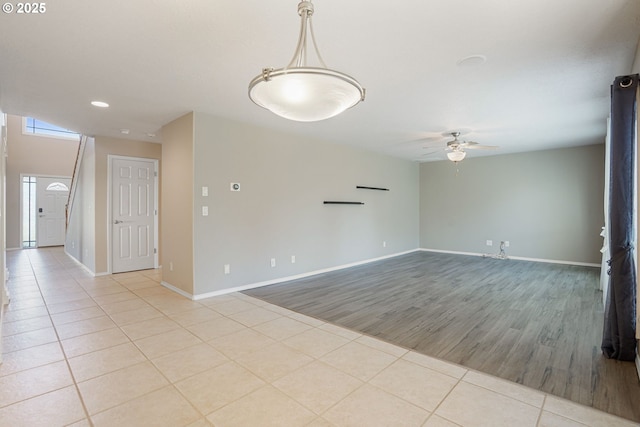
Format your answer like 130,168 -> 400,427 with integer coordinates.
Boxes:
111,157 -> 157,273
36,177 -> 70,247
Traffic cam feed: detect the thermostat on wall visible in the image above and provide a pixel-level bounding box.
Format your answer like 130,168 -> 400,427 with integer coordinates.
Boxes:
230,183 -> 241,191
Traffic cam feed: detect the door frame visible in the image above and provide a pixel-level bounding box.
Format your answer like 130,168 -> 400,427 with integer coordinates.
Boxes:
107,155 -> 159,273
19,173 -> 71,248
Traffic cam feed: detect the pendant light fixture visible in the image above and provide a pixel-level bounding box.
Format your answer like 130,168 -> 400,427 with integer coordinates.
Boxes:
248,1 -> 365,122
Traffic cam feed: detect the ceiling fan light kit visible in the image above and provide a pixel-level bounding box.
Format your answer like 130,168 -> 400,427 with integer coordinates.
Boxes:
248,1 -> 365,122
447,150 -> 466,162
437,131 -> 498,163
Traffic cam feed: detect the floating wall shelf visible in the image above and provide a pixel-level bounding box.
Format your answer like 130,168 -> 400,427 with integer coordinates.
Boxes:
323,201 -> 364,205
356,186 -> 389,191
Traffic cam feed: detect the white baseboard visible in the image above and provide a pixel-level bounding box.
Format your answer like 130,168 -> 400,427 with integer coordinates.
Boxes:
191,249 -> 421,301
420,248 -> 485,257
160,280 -> 194,300
507,255 -> 600,268
419,248 -> 600,267
63,248 -> 105,277
161,248 -> 598,302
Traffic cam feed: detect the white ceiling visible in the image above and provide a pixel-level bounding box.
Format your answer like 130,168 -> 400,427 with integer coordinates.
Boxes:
1,0 -> 639,162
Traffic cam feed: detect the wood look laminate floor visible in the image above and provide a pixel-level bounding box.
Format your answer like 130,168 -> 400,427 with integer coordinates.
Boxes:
244,251 -> 640,422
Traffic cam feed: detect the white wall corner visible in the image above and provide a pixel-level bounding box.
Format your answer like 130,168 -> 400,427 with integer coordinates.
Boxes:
63,248 -> 97,277
160,280 -> 195,300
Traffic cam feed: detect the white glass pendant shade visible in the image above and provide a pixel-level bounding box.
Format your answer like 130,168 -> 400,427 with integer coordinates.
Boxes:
248,1 -> 365,122
249,68 -> 364,122
447,150 -> 466,162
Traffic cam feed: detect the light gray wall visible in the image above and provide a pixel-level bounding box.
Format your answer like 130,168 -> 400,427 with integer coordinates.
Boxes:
65,137 -> 96,273
192,112 -> 420,295
420,144 -> 605,264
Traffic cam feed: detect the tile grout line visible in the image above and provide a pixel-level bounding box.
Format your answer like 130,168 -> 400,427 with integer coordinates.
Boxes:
23,250 -> 95,427
71,271 -> 197,424
535,394 -> 548,427
425,372 -> 466,426
23,252 -> 197,425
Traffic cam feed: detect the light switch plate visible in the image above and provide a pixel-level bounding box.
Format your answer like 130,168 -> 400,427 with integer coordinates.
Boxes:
202,206 -> 209,216
202,186 -> 208,197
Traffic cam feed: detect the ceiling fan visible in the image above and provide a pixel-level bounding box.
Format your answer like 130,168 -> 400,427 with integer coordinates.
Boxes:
425,131 -> 498,162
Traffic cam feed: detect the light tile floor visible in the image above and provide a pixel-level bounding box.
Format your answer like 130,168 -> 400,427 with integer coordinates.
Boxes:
1,248 -> 638,427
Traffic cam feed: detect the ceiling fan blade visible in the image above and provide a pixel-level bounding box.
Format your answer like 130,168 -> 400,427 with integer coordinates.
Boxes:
419,139 -> 448,148
461,141 -> 498,149
396,135 -> 446,151
464,144 -> 499,150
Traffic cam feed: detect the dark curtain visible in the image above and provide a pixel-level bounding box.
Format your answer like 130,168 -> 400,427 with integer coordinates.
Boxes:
602,73 -> 638,361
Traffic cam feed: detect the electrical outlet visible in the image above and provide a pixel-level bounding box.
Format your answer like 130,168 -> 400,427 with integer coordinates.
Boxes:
291,255 -> 296,264
224,264 -> 230,274
271,258 -> 276,267
169,262 -> 173,271
383,241 -> 386,247
202,206 -> 209,216
202,186 -> 208,197
486,240 -> 493,246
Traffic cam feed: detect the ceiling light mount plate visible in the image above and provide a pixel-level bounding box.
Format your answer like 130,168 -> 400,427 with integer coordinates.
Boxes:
456,54 -> 487,68
298,1 -> 313,16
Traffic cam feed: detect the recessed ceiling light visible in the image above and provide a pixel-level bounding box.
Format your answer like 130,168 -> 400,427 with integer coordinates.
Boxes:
456,55 -> 487,67
120,129 -> 130,135
91,101 -> 109,108
146,133 -> 156,138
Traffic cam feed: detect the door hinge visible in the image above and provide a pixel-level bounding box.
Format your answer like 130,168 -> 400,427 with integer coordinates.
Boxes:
154,248 -> 157,254
155,209 -> 157,215
154,171 -> 158,177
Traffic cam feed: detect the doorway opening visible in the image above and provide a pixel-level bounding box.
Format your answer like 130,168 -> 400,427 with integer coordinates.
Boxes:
21,175 -> 71,248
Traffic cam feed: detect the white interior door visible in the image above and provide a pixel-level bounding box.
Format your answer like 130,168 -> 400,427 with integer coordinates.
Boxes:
36,177 -> 70,247
111,157 -> 157,273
